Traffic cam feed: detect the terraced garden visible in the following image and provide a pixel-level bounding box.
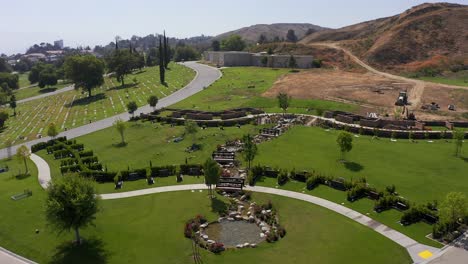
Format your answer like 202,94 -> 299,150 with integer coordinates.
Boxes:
0,63 -> 194,147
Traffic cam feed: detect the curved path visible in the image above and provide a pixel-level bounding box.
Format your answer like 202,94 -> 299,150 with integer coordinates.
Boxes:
28,153 -> 438,264
17,84 -> 75,104
310,42 -> 468,110
0,62 -> 222,160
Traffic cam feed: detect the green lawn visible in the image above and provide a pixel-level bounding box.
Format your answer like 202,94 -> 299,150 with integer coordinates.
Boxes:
16,72 -> 32,88
418,76 -> 468,87
0,158 -> 410,263
255,126 -> 468,204
172,67 -> 357,114
0,63 -> 195,148
37,122 -> 263,193
14,81 -> 71,101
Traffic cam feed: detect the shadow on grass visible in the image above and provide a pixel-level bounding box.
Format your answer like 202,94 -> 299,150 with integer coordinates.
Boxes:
344,161 -> 364,172
50,237 -> 109,264
39,87 -> 58,94
133,70 -> 147,75
107,83 -> 137,91
461,156 -> 468,163
66,93 -> 106,107
112,142 -> 128,148
211,196 -> 228,215
15,173 -> 31,180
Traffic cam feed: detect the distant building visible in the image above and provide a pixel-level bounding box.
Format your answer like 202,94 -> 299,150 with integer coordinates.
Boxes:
23,53 -> 46,62
54,40 -> 64,49
203,51 -> 315,69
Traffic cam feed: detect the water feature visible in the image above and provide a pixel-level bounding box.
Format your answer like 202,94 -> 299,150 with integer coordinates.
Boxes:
205,219 -> 265,248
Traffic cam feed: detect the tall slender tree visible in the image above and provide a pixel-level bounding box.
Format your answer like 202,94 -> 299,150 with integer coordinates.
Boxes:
9,95 -> 16,116
164,31 -> 170,69
159,37 -> 166,84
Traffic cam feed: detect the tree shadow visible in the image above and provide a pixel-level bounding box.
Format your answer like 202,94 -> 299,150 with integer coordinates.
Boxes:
211,196 -> 228,215
39,87 -> 58,94
461,156 -> 468,163
344,162 -> 364,172
66,93 -> 106,107
49,237 -> 109,264
112,142 -> 128,148
133,70 -> 147,75
15,173 -> 31,180
106,83 -> 137,91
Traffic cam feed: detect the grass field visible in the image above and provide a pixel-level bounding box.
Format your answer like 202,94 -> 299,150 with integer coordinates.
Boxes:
172,67 -> 357,114
16,72 -> 32,88
0,158 -> 410,264
38,122 -> 262,193
254,126 -> 468,203
0,63 -> 194,148
418,76 -> 468,87
14,81 -> 71,101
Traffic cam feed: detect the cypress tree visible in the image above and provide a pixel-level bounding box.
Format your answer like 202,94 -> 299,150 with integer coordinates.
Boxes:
159,37 -> 165,84
163,31 -> 169,69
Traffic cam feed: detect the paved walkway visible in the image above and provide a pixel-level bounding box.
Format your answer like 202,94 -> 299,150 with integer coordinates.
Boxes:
0,62 -> 222,160
0,246 -> 37,264
30,153 -> 51,189
17,85 -> 75,104
99,183 -> 440,263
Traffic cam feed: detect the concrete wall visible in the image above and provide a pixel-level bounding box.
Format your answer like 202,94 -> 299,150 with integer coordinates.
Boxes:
204,51 -> 314,69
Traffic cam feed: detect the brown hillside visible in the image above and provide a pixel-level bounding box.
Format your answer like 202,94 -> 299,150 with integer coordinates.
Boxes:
215,23 -> 328,43
301,3 -> 468,73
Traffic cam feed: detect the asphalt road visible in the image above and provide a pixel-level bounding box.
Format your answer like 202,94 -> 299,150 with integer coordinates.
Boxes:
0,62 -> 221,160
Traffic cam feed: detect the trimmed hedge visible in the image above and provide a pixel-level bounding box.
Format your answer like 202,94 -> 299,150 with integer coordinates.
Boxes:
180,164 -> 203,175
151,166 -> 177,177
79,150 -> 94,158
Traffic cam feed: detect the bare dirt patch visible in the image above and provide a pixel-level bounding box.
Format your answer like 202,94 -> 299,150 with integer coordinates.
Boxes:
264,69 -> 411,108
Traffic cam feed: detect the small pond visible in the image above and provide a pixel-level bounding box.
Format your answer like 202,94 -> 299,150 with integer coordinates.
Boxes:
205,219 -> 265,248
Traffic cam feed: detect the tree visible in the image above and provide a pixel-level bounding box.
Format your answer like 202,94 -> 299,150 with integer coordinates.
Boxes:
439,192 -> 467,230
286,29 -> 298,42
127,101 -> 138,117
220,35 -> 246,51
45,174 -> 99,244
261,56 -> 268,67
163,31 -> 170,69
9,95 -> 16,116
211,40 -> 220,51
0,111 -> 8,128
312,59 -> 323,68
47,122 -> 59,138
305,28 -> 315,36
288,55 -> 297,69
147,95 -> 158,111
277,92 -> 291,114
113,118 -> 127,145
0,57 -> 12,73
336,131 -> 353,161
204,158 -> 221,198
158,37 -> 166,84
64,55 -> 105,97
258,34 -> 267,44
28,63 -> 46,84
453,129 -> 464,157
174,46 -> 200,62
0,72 -> 19,90
16,145 -> 30,174
185,120 -> 199,144
242,134 -> 257,170
106,50 -> 135,87
38,70 -> 58,88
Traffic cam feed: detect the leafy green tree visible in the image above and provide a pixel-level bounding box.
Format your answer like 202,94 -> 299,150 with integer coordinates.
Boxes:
289,55 -> 297,69
38,70 -> 58,88
185,120 -> 199,144
242,134 -> 257,170
439,192 -> 467,230
277,92 -> 291,114
106,50 -> 135,87
147,95 -> 158,111
47,122 -> 59,138
204,158 -> 221,198
336,131 -> 353,161
453,129 -> 464,157
211,40 -> 220,51
174,46 -> 200,62
9,95 -> 16,116
221,35 -> 246,51
146,47 -> 160,67
0,111 -> 8,128
64,55 -> 105,97
261,56 -> 268,66
286,29 -> 298,42
312,59 -> 323,68
258,34 -> 267,44
0,57 -> 12,73
45,174 -> 99,244
28,63 -> 46,84
127,101 -> 138,117
16,145 -> 30,174
113,118 -> 127,145
0,72 -> 19,90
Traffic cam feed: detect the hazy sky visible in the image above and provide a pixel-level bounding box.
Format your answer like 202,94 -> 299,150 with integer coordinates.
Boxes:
1,0 -> 467,55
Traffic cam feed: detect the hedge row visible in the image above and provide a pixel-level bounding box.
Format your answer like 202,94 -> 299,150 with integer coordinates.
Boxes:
150,166 -> 177,177
31,136 -> 67,153
179,164 -> 203,175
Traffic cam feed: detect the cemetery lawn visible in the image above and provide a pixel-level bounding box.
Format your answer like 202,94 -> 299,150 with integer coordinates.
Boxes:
13,81 -> 71,100
255,126 -> 468,204
0,158 -> 410,263
0,63 -> 194,148
37,122 -> 263,193
172,67 -> 357,114
17,72 -> 32,88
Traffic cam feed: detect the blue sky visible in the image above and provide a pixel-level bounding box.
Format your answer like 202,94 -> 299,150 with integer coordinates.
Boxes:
1,0 -> 467,54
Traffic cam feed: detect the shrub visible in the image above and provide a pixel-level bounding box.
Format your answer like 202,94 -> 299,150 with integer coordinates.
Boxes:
209,242 -> 225,254
79,150 -> 93,157
346,183 -> 368,202
266,232 -> 279,243
277,225 -> 287,238
306,174 -> 325,190
277,171 -> 288,186
151,165 -> 176,177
